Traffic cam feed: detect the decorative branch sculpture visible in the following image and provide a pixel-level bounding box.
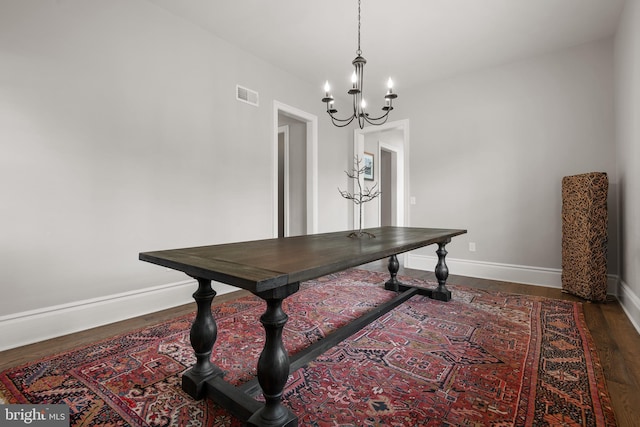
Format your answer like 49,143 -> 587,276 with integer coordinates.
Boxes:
338,156 -> 382,238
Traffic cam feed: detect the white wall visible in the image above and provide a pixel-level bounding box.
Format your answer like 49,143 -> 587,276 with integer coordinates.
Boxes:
0,0 -> 350,349
614,0 -> 640,330
401,39 -> 617,286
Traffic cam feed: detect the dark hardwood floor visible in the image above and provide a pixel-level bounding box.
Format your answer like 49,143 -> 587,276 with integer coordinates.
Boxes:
2,262 -> 639,426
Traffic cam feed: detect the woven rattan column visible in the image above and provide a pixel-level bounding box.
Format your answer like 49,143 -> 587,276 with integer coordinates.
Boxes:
561,172 -> 608,302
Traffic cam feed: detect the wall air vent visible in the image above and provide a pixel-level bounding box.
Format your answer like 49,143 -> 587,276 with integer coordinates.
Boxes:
236,84 -> 259,107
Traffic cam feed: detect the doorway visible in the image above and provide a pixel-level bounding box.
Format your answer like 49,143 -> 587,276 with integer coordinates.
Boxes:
273,102 -> 318,237
380,146 -> 397,226
277,125 -> 289,237
353,120 -> 409,229
277,116 -> 306,236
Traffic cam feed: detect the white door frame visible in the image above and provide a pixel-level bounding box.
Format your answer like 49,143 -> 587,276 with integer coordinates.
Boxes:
353,119 -> 410,229
273,101 -> 318,237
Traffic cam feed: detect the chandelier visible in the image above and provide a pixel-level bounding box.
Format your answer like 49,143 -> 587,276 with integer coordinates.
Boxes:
321,0 -> 397,129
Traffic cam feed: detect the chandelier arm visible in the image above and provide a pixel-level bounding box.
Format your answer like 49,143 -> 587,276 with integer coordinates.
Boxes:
357,114 -> 366,129
364,114 -> 389,127
327,108 -> 357,126
332,115 -> 357,128
327,108 -> 358,124
363,110 -> 391,123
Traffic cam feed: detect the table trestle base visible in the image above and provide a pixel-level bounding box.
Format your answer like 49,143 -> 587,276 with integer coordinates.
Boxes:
191,273 -> 454,424
139,227 -> 467,427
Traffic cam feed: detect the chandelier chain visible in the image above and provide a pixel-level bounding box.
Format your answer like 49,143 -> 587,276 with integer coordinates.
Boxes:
357,0 -> 361,56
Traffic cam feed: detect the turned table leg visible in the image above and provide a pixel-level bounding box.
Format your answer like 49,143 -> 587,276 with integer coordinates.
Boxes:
182,278 -> 223,399
248,285 -> 299,427
432,239 -> 452,301
384,254 -> 401,292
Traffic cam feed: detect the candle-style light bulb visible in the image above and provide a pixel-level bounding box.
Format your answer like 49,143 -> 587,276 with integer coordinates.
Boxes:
361,98 -> 367,109
387,78 -> 394,95
384,77 -> 397,102
351,71 -> 357,88
324,81 -> 331,94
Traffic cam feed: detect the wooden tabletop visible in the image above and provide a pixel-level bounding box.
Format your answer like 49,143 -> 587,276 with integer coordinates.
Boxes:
139,226 -> 467,293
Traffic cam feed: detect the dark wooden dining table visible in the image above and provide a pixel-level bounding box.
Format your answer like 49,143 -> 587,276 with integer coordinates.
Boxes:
139,226 -> 467,426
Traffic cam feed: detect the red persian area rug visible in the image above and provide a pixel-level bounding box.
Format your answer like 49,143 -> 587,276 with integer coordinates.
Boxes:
1,269 -> 616,426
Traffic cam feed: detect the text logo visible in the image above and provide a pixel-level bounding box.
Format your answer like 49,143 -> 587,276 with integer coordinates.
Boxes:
1,405 -> 69,426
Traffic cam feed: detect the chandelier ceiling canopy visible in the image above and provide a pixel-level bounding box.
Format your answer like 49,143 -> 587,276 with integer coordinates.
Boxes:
321,0 -> 397,129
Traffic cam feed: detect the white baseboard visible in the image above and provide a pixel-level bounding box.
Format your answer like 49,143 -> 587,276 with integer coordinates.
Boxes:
618,280 -> 640,335
405,253 -> 619,294
0,280 -> 237,352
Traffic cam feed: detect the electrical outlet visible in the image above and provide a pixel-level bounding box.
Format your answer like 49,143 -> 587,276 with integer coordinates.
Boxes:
410,197 -> 416,205
469,242 -> 476,252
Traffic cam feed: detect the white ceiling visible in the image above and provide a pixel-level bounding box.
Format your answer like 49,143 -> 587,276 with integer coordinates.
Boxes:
145,0 -> 625,94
